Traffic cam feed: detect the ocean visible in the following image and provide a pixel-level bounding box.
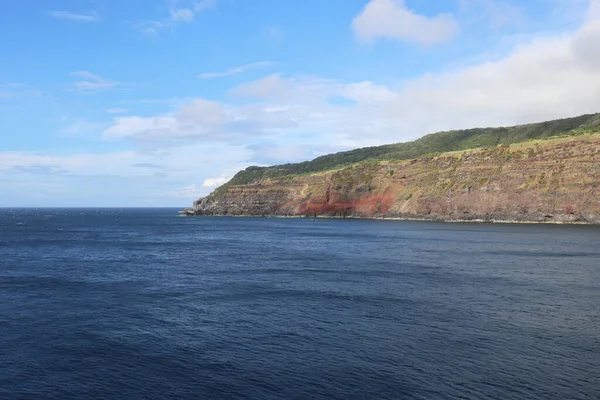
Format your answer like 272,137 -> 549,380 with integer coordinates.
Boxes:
1,208 -> 599,399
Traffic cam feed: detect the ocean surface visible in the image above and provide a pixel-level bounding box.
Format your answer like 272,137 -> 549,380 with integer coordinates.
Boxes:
1,208 -> 599,400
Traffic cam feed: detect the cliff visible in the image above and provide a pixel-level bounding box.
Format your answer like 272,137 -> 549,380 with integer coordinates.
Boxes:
184,115 -> 600,224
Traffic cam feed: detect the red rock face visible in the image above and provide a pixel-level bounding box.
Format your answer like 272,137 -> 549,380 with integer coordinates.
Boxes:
296,188 -> 396,216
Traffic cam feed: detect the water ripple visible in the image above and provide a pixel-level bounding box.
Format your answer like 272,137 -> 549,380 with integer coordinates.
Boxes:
0,209 -> 599,399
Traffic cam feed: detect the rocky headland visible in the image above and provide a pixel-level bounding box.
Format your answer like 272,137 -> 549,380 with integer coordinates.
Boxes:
183,114 -> 600,224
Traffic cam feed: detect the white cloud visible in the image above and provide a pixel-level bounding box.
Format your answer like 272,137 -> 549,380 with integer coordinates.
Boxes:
199,62 -> 272,79
0,145 -> 245,180
381,10 -> 600,130
69,71 -> 120,92
135,21 -> 168,36
230,73 -> 290,99
230,73 -> 341,103
103,100 -> 228,142
103,116 -> 179,139
170,8 -> 195,22
0,151 -> 136,177
74,81 -> 116,91
352,0 -> 459,45
48,11 -> 100,22
178,99 -> 225,126
202,177 -> 229,187
136,0 -> 216,35
71,71 -> 103,81
0,143 -> 252,206
592,0 -> 600,17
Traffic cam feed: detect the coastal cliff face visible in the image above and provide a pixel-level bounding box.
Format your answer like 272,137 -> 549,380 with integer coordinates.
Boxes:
186,135 -> 600,223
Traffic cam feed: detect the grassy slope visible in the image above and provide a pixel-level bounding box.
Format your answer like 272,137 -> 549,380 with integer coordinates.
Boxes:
212,113 -> 600,196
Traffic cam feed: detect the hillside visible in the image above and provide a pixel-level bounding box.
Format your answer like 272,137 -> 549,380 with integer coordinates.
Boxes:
184,114 -> 600,224
214,113 -> 600,195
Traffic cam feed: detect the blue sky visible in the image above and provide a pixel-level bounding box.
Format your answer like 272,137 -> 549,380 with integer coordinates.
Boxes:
1,0 -> 599,207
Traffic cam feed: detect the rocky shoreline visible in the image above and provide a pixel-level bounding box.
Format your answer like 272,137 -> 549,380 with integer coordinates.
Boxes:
180,209 -> 596,225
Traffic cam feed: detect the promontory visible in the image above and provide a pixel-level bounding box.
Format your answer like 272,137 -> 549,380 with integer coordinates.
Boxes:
183,113 -> 600,224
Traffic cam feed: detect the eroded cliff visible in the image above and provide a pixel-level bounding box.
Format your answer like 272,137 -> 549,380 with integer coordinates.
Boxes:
184,134 -> 600,223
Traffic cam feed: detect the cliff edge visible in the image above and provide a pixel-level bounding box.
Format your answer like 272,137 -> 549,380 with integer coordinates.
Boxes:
183,114 -> 600,224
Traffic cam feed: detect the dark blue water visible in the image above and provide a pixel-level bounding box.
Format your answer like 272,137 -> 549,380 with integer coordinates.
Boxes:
1,209 -> 599,399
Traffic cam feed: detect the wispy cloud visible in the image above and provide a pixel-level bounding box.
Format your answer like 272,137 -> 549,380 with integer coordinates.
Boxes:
133,163 -> 164,169
0,90 -> 32,99
0,144 -> 251,206
0,83 -> 42,99
192,0 -> 216,13
48,11 -> 100,22
135,20 -> 169,36
198,62 -> 273,79
458,0 -> 526,30
71,71 -> 104,81
136,0 -> 216,35
11,165 -> 68,176
69,71 -> 120,92
169,8 -> 195,22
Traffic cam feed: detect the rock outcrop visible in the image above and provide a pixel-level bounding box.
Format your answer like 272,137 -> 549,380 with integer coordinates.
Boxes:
184,135 -> 600,224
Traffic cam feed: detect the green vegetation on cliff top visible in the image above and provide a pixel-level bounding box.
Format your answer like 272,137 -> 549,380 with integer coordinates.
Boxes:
212,113 -> 600,196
